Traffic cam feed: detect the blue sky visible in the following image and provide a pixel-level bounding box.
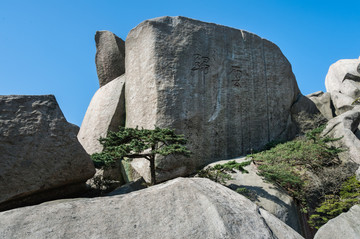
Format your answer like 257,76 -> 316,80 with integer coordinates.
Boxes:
1,0 -> 360,126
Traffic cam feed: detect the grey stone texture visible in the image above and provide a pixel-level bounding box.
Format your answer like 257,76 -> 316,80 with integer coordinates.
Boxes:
204,157 -> 302,233
321,106 -> 360,164
331,91 -> 355,115
290,93 -> 319,116
95,31 -> 125,87
125,16 -> 300,182
78,75 -> 125,155
325,58 -> 360,115
314,205 -> 360,239
0,95 -> 95,209
325,58 -> 360,99
0,177 -> 303,239
307,91 -> 335,119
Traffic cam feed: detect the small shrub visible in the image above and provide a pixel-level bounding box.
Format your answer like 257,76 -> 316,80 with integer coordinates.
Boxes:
197,167 -> 232,184
293,112 -> 327,135
213,160 -> 251,174
352,97 -> 360,105
197,160 -> 252,184
251,124 -> 343,210
308,176 -> 360,229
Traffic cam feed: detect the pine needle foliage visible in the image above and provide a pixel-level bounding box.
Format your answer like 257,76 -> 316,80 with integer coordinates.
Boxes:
308,176 -> 360,229
91,127 -> 191,185
197,160 -> 251,184
250,125 -> 344,210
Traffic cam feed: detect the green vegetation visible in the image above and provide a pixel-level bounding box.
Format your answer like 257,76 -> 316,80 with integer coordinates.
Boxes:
251,125 -> 343,201
352,96 -> 360,105
309,176 -> 360,229
91,127 -> 191,185
249,121 -> 355,229
197,160 -> 251,183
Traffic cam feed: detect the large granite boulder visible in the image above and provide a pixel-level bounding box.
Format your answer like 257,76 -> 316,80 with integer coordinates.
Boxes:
325,58 -> 360,115
0,177 -> 303,239
314,205 -> 360,239
125,16 -> 300,182
203,157 -> 302,233
78,75 -> 126,154
95,31 -> 125,87
0,95 -> 95,211
321,106 -> 360,164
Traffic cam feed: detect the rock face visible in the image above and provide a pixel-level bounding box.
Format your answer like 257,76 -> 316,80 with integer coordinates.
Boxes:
307,91 -> 335,119
290,94 -> 319,116
78,75 -> 126,154
95,31 -> 125,87
204,157 -> 302,233
321,106 -> 360,164
125,16 -> 300,182
0,177 -> 303,239
0,95 -> 95,210
325,58 -> 360,99
314,205 -> 360,239
325,58 -> 360,115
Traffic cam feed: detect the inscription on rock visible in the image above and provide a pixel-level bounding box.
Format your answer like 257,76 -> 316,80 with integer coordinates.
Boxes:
229,66 -> 242,87
191,54 -> 210,74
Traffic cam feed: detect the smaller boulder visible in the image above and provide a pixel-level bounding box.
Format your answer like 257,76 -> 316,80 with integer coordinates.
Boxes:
291,93 -> 319,116
314,205 -> 360,239
330,91 -> 355,115
321,106 -> 360,164
95,31 -> 125,87
307,91 -> 335,119
78,75 -> 125,155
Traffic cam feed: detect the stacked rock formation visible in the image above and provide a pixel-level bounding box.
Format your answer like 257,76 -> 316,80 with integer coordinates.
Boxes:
307,57 -> 360,166
79,16 -> 306,183
309,57 -> 360,119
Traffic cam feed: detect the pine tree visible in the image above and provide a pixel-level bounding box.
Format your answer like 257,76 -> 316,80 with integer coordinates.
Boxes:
91,127 -> 191,185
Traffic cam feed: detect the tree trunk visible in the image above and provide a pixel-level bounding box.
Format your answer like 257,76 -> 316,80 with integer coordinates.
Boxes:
149,156 -> 156,185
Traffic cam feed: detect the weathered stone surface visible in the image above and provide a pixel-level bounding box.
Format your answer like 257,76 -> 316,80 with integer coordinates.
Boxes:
125,16 -> 300,182
95,31 -> 125,87
0,95 -> 95,209
78,75 -> 125,155
0,177 -> 303,239
325,58 -> 360,115
314,205 -> 360,239
204,157 -> 302,233
321,106 -> 360,164
307,91 -> 335,119
290,93 -> 319,116
325,58 -> 360,99
330,91 -> 355,115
